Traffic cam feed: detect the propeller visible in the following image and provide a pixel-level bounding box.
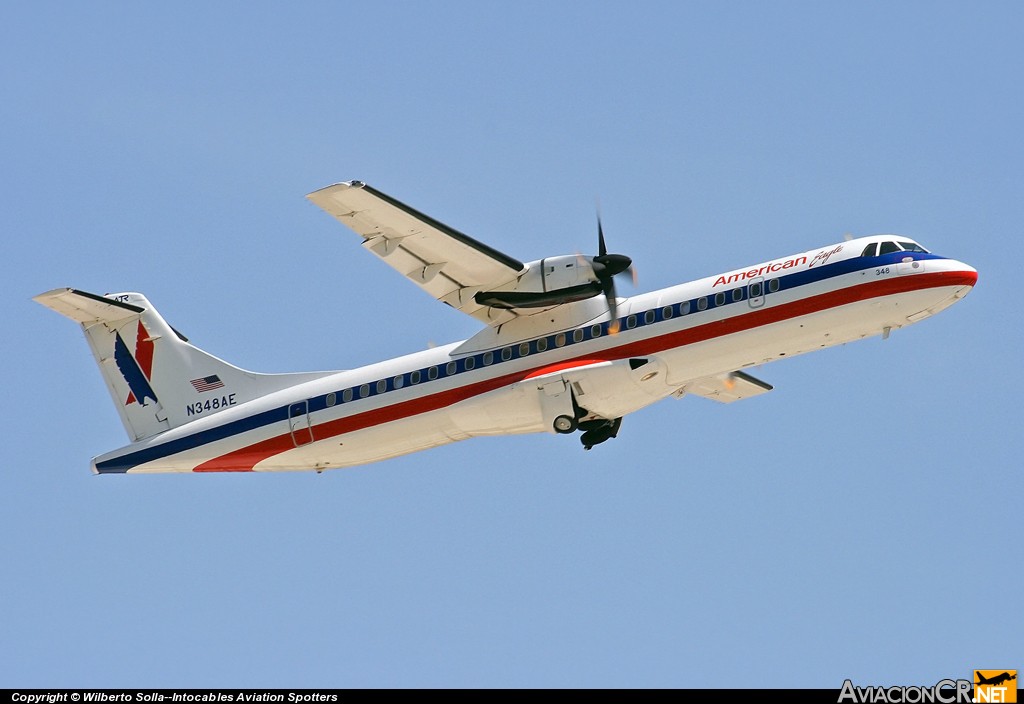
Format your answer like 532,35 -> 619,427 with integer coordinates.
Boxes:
591,214 -> 635,334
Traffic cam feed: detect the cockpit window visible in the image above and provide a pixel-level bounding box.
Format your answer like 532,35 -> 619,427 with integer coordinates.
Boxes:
879,241 -> 901,255
861,243 -> 878,257
898,241 -> 929,253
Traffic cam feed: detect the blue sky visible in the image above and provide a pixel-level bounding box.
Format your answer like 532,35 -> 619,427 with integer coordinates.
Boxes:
2,1 -> 1021,688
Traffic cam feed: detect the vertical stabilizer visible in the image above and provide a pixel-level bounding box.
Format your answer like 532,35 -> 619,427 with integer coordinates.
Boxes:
34,289 -> 334,441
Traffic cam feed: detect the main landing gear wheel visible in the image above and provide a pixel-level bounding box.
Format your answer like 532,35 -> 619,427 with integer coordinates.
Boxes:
579,417 -> 622,449
553,414 -> 578,434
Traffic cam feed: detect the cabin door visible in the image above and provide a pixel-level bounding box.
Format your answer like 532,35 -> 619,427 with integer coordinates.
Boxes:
288,401 -> 314,446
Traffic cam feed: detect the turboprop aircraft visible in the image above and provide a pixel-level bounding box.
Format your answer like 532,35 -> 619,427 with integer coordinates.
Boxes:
35,181 -> 977,474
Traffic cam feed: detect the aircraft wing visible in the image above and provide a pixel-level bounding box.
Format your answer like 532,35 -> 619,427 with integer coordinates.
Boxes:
681,370 -> 773,403
307,181 -> 526,325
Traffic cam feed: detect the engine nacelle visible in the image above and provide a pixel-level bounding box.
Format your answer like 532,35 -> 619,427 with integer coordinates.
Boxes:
475,255 -> 602,309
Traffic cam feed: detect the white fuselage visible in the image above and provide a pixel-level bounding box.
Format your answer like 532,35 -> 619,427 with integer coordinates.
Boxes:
93,236 -> 977,473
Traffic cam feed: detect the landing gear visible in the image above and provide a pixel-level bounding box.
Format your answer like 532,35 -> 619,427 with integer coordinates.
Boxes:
579,417 -> 622,450
552,394 -> 620,449
552,414 -> 578,434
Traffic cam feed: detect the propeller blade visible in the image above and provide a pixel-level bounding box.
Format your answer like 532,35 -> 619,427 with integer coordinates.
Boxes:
591,208 -> 631,334
604,276 -> 620,335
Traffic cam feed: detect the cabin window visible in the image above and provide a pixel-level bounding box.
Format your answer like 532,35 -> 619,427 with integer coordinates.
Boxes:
446,361 -> 458,376
342,388 -> 353,403
427,366 -> 438,380
625,314 -> 637,329
768,279 -> 780,293
879,241 -> 901,255
680,301 -> 691,315
519,342 -> 530,357
732,288 -> 743,302
644,310 -> 655,324
861,243 -> 878,257
750,282 -> 763,298
555,333 -> 566,347
537,337 -> 548,352
662,305 -> 673,320
326,392 -> 336,407
376,380 -> 387,394
410,370 -> 421,385
482,351 -> 493,366
572,329 -> 584,343
464,356 -> 475,370
501,347 -> 512,361
714,292 -> 726,307
393,375 -> 404,389
697,297 -> 708,311
591,324 -> 602,338
359,384 -> 370,398
898,241 -> 929,253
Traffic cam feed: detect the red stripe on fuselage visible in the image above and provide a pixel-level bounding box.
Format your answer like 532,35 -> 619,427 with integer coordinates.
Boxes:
524,359 -> 607,379
193,270 -> 975,472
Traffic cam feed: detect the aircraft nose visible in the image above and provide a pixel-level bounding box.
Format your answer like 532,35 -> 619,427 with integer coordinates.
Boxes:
951,261 -> 978,288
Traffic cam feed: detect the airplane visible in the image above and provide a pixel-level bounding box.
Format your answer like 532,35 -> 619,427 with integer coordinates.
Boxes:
34,180 -> 978,474
976,672 -> 1017,687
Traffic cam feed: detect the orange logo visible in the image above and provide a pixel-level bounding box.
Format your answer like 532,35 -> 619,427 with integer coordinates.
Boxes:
975,670 -> 1017,703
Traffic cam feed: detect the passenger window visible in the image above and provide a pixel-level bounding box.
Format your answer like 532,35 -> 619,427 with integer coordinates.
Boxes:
625,315 -> 637,329
359,384 -> 369,398
536,338 -> 548,352
427,366 -> 438,380
879,241 -> 901,255
519,342 -> 530,356
482,351 -> 493,366
342,388 -> 353,403
464,356 -> 475,370
750,282 -> 763,298
732,288 -> 743,302
861,243 -> 878,257
501,347 -> 512,361
554,333 -> 566,347
714,292 -> 725,306
326,392 -> 336,407
697,297 -> 708,311
572,329 -> 584,343
410,370 -> 421,385
662,306 -> 673,320
446,361 -> 458,375
376,380 -> 387,394
393,376 -> 403,389
644,310 -> 655,324
768,279 -> 780,293
591,324 -> 602,338
680,301 -> 691,315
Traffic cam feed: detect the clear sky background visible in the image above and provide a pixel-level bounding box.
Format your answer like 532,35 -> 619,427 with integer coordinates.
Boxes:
2,1 -> 1020,688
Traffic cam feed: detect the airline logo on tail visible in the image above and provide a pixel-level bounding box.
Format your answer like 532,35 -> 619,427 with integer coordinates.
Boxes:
114,321 -> 158,406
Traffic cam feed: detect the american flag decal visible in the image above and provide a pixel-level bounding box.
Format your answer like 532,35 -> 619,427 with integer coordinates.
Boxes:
190,375 -> 225,393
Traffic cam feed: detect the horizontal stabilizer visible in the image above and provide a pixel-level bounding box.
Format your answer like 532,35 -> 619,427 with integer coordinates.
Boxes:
681,370 -> 773,404
33,288 -> 142,325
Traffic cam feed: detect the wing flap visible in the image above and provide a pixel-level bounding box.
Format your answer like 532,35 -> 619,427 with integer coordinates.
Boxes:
682,370 -> 773,403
